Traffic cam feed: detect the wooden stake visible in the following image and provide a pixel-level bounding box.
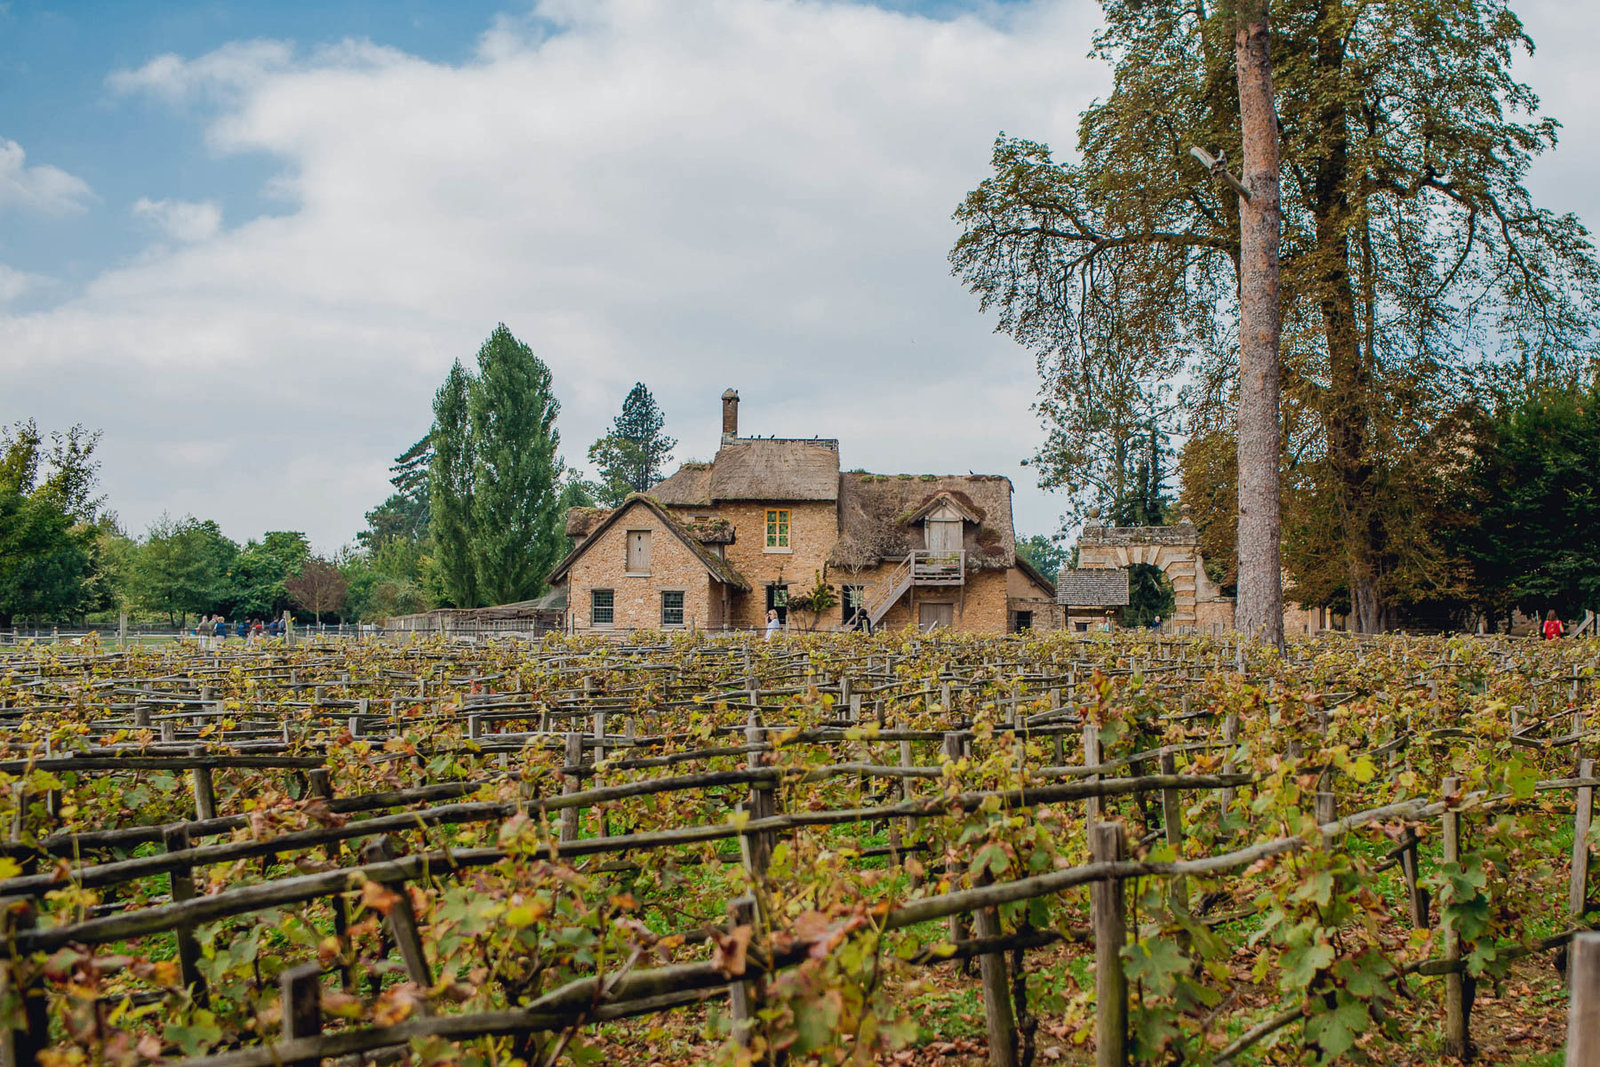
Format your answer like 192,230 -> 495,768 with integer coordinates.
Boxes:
360,836 -> 433,1003
1567,932 -> 1600,1067
561,731 -> 584,843
1399,828 -> 1428,928
973,884 -> 1019,1067
1573,758 -> 1595,920
1443,776 -> 1471,1061
1090,822 -> 1127,1067
726,895 -> 759,1050
190,746 -> 217,821
280,961 -> 324,1067
1159,749 -> 1187,916
1083,722 -> 1102,824
162,826 -> 207,1006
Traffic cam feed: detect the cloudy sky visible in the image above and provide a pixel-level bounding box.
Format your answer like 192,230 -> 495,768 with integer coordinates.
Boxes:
2,0 -> 1596,552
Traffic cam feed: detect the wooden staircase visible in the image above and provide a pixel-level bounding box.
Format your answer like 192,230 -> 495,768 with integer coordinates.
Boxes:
861,551 -> 966,628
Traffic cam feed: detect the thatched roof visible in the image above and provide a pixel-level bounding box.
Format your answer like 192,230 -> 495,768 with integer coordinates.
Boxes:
566,507 -> 611,539
830,473 -> 1017,572
549,495 -> 750,591
565,505 -> 733,546
651,462 -> 713,507
653,440 -> 840,505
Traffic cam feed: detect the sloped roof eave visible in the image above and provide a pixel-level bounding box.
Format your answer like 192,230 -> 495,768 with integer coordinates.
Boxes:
548,495 -> 751,592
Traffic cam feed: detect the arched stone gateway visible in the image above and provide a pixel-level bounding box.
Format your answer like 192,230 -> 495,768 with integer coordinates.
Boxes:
1073,523 -> 1235,632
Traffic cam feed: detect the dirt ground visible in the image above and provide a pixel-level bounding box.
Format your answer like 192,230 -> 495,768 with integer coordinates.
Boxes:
592,947 -> 1570,1066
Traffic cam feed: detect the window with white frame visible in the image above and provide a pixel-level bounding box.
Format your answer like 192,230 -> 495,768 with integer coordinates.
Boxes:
591,588 -> 615,627
661,590 -> 685,627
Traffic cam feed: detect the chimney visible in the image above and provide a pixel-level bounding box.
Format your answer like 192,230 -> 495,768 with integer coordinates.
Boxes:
721,388 -> 739,443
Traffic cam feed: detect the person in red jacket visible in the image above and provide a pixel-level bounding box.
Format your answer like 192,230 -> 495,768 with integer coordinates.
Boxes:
1543,611 -> 1564,640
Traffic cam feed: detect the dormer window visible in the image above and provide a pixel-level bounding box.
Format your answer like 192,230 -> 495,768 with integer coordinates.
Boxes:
906,493 -> 981,558
923,503 -> 966,554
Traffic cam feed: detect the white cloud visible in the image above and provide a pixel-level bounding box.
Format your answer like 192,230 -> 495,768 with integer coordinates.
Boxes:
0,138 -> 93,215
11,0 -> 1597,551
132,197 -> 223,243
0,263 -> 47,302
106,40 -> 296,104
9,0 -> 1114,546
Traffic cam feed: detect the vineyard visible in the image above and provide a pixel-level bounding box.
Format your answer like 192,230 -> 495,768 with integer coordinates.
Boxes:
0,632 -> 1595,1067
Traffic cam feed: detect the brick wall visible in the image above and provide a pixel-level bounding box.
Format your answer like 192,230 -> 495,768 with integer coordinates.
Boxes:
568,502 -> 718,632
669,501 -> 837,630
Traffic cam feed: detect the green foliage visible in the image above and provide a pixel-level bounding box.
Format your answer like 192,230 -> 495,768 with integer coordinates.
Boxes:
340,539 -> 428,622
1015,533 -> 1071,579
467,324 -> 565,606
787,570 -> 838,631
358,434 -> 431,553
427,326 -> 568,608
429,360 -> 478,608
1458,382 -> 1600,622
222,531 -> 311,619
127,516 -> 239,625
0,421 -> 105,625
0,489 -> 93,626
1120,563 -> 1175,628
587,383 -> 676,507
1108,425 -> 1171,527
953,0 -> 1600,629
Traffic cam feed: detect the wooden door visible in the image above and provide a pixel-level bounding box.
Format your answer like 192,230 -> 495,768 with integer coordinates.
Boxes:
627,531 -> 651,574
918,603 -> 954,631
927,519 -> 962,554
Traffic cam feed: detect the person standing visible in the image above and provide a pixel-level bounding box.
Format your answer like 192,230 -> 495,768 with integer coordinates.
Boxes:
764,609 -> 781,643
1543,611 -> 1564,641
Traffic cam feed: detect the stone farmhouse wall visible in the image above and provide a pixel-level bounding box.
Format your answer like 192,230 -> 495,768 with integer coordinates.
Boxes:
567,504 -> 719,633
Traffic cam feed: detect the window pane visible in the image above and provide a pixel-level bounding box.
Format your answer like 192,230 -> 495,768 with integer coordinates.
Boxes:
661,590 -> 684,626
591,589 -> 614,625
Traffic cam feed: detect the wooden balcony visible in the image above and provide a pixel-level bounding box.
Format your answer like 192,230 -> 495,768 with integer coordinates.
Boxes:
911,550 -> 966,585
862,551 -> 966,627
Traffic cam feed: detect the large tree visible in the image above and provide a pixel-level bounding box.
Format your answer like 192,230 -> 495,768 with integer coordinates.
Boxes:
587,383 -> 677,507
285,557 -> 349,622
359,435 -> 431,552
1458,382 -> 1600,626
951,0 -> 1599,632
468,324 -> 565,605
1231,0 -> 1285,645
224,531 -> 311,619
128,516 -> 238,626
0,421 -> 103,626
427,325 -> 568,608
429,361 -> 478,608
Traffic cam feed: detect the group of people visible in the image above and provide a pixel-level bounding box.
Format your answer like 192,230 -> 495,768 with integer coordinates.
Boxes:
194,615 -> 286,648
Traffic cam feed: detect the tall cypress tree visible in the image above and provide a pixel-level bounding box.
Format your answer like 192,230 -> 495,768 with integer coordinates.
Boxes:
428,361 -> 477,608
468,324 -> 564,605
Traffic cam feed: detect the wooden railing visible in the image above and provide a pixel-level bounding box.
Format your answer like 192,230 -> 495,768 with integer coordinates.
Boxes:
913,549 -> 966,585
863,555 -> 916,627
862,551 -> 968,627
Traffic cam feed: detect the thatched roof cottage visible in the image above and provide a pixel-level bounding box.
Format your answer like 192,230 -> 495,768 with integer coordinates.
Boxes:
549,390 -> 1058,634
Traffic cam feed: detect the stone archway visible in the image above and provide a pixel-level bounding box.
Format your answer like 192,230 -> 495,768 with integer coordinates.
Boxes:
1075,523 -> 1233,632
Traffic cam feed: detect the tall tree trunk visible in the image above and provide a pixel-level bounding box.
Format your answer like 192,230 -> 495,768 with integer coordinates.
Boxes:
1308,0 -> 1381,633
1233,0 -> 1284,648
